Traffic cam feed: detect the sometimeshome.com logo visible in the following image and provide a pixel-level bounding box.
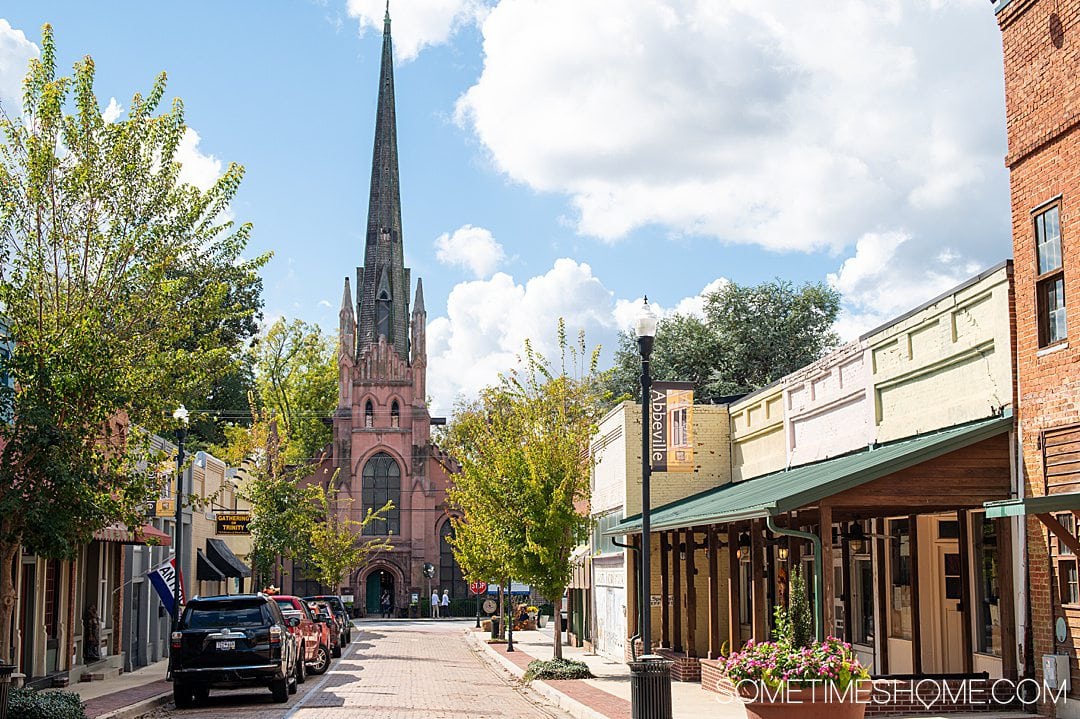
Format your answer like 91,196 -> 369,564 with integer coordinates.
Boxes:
716,678 -> 1066,711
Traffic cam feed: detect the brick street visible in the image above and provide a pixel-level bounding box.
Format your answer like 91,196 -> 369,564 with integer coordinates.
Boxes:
157,620 -> 575,719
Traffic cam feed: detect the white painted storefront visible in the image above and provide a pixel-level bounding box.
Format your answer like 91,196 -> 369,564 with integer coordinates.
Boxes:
592,554 -> 626,661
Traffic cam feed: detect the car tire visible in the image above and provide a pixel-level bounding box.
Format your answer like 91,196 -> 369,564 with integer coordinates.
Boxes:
288,671 -> 298,696
173,682 -> 194,709
193,685 -> 210,704
332,642 -> 342,658
295,645 -> 307,684
308,643 -> 330,675
271,677 -> 289,703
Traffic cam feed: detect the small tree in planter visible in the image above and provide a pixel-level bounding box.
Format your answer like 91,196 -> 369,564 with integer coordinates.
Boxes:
719,566 -> 870,719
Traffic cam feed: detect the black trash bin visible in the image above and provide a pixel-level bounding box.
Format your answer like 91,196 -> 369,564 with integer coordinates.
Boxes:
0,663 -> 15,719
628,655 -> 673,719
490,615 -> 501,639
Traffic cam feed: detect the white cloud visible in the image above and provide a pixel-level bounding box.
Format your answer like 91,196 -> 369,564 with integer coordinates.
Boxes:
176,128 -> 224,191
612,278 -> 728,334
102,97 -> 123,123
0,20 -> 38,116
434,224 -> 506,278
345,0 -> 488,61
456,0 -> 1008,263
828,232 -> 982,340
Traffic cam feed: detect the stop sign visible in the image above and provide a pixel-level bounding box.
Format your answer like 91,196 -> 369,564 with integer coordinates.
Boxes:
469,581 -> 488,595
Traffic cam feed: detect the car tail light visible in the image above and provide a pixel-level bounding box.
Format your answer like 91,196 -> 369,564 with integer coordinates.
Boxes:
171,631 -> 182,649
269,626 -> 282,645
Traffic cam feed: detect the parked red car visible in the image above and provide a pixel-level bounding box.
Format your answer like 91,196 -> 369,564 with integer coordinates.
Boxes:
272,595 -> 331,676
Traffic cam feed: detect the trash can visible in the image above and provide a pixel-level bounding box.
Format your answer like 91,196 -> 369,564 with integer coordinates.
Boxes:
490,616 -> 501,639
628,655 -> 673,719
0,663 -> 14,719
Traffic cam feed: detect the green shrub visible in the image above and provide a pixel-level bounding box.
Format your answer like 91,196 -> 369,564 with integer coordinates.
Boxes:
9,687 -> 87,719
523,658 -> 593,682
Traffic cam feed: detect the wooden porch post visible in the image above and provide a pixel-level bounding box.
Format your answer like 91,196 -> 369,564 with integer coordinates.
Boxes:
751,519 -> 766,640
672,530 -> 684,653
820,504 -> 835,638
685,529 -> 698,657
957,510 -> 974,674
660,531 -> 670,648
874,517 -> 890,676
909,515 -> 923,675
727,525 -> 741,650
996,516 -> 1018,680
707,526 -> 721,659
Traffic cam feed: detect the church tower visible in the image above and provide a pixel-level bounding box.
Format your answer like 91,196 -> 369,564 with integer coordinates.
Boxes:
320,5 -> 460,615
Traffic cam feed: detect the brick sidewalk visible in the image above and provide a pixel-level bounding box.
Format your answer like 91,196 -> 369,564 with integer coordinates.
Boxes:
487,640 -> 632,719
82,679 -> 170,718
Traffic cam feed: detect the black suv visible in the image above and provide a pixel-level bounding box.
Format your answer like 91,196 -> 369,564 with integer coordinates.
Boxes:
304,595 -> 352,645
169,594 -> 301,706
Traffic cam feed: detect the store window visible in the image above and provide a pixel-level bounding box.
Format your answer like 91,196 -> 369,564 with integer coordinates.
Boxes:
853,557 -> 874,646
739,559 -> 752,626
1053,513 -> 1080,605
973,515 -> 1001,655
888,519 -> 913,640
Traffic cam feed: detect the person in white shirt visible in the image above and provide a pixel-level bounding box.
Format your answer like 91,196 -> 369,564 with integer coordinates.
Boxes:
431,590 -> 440,618
440,589 -> 450,618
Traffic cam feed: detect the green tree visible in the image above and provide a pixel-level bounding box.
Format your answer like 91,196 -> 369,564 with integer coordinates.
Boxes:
308,475 -> 393,593
252,318 -> 336,466
442,322 -> 607,659
0,26 -> 267,661
607,279 -> 841,400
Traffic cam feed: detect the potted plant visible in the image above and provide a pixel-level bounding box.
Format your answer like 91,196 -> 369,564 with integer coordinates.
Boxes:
717,568 -> 871,719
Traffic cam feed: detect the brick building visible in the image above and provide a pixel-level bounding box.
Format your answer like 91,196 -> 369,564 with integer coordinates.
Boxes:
993,0 -> 1080,714
286,9 -> 461,615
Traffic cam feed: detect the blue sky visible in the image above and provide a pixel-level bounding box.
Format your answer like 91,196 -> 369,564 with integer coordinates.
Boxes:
0,1 -> 1011,415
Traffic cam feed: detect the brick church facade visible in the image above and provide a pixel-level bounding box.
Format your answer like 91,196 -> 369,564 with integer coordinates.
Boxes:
290,9 -> 462,615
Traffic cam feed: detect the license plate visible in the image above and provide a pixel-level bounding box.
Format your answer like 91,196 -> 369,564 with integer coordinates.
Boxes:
216,640 -> 235,651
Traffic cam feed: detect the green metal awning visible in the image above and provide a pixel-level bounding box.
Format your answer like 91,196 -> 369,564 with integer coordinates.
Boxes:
984,492 -> 1080,518
607,412 -> 1013,535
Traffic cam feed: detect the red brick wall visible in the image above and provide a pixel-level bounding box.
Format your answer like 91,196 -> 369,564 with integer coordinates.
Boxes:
999,0 -> 1080,713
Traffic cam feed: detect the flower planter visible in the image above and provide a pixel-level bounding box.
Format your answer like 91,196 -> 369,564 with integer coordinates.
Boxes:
724,680 -> 869,719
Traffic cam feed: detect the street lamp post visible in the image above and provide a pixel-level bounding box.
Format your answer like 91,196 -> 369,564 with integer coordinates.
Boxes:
172,405 -> 189,633
635,299 -> 657,656
629,298 -> 673,719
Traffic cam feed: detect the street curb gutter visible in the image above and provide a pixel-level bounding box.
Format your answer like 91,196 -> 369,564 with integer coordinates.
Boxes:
464,630 -> 613,719
93,691 -> 171,719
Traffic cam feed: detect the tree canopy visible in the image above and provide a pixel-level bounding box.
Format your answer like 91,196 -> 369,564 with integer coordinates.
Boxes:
0,25 -> 268,659
440,322 -> 607,658
606,279 -> 841,400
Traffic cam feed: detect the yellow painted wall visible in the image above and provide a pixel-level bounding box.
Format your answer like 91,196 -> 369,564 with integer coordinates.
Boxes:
867,265 -> 1012,443
730,386 -> 786,482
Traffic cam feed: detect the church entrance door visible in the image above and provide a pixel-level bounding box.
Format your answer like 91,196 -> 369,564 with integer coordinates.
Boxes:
366,571 -> 394,616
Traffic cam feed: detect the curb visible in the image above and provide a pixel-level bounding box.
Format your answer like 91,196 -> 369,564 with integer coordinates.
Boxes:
464,630 -> 614,719
93,691 -> 171,719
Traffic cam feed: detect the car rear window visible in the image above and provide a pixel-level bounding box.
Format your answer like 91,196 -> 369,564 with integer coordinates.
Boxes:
183,601 -> 270,629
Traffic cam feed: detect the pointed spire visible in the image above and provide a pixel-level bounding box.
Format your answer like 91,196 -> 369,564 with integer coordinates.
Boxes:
413,278 -> 425,315
385,0 -> 391,29
340,277 -> 354,315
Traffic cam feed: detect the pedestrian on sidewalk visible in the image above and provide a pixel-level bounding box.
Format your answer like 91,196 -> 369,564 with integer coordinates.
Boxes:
381,589 -> 392,619
440,589 -> 450,618
431,589 -> 440,618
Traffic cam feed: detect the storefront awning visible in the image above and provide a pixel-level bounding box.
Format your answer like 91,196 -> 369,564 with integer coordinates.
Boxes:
94,522 -> 173,546
206,538 -> 251,578
197,549 -> 227,581
608,412 -> 1013,535
984,492 -> 1080,518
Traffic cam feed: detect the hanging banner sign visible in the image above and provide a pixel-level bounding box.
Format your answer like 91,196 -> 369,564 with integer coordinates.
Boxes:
215,513 -> 251,535
148,557 -> 186,617
649,381 -> 694,473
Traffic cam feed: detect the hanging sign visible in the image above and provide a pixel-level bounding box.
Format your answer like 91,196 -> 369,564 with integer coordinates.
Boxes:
649,382 -> 694,473
215,513 -> 251,535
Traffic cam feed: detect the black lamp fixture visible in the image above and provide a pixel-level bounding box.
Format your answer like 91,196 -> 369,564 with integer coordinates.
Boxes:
845,522 -> 868,554
736,532 -> 751,560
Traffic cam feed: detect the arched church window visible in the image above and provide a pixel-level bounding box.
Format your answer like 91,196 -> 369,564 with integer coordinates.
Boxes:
362,453 -> 400,536
439,520 -> 467,599
391,401 -> 400,428
376,290 -> 391,340
365,400 -> 374,428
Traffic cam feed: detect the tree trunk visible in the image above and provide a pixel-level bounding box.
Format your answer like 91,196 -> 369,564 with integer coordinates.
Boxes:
0,535 -> 21,665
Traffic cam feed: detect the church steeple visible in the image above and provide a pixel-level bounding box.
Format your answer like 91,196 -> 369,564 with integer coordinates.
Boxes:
358,1 -> 411,358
